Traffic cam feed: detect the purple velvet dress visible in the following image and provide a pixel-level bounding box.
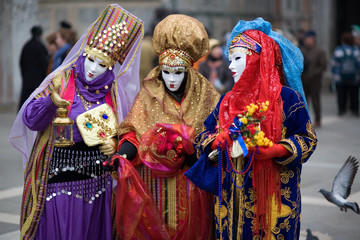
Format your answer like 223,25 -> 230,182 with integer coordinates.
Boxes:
23,56 -> 115,239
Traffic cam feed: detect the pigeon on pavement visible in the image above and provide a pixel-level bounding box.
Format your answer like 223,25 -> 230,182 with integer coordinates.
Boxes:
319,156 -> 359,214
306,228 -> 319,240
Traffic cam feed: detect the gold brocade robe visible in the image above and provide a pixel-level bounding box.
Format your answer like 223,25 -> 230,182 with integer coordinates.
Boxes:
118,66 -> 220,236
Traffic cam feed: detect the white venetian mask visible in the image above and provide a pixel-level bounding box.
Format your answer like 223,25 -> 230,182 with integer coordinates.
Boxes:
84,55 -> 108,82
228,51 -> 247,83
161,66 -> 185,92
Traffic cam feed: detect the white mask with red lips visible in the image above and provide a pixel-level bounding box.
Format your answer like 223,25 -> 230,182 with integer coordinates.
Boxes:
161,66 -> 185,92
84,55 -> 108,82
228,51 -> 247,83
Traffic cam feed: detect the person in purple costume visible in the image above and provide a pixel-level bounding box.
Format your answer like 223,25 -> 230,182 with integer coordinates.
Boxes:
8,4 -> 144,239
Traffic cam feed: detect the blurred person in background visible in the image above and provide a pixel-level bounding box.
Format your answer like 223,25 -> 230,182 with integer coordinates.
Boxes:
60,20 -> 72,29
52,28 -> 77,71
297,28 -> 306,48
199,39 -> 234,94
331,31 -> 360,116
45,33 -> 58,75
301,30 -> 327,128
19,25 -> 49,111
274,28 -> 299,47
221,32 -> 231,63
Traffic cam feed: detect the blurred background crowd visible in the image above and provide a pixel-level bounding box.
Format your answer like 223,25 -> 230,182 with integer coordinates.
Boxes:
1,0 -> 360,125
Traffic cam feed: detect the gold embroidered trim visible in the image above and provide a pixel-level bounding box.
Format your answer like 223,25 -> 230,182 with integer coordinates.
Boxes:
285,87 -> 307,119
168,176 -> 177,230
281,125 -> 287,139
277,139 -> 298,165
298,121 -> 317,163
229,47 -> 253,56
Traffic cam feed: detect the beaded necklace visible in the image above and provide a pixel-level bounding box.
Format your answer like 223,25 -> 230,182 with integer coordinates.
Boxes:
217,141 -> 254,238
75,88 -> 100,111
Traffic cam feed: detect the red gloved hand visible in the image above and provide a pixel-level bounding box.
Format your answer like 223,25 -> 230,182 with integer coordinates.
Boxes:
173,143 -> 185,162
211,131 -> 233,150
248,143 -> 291,160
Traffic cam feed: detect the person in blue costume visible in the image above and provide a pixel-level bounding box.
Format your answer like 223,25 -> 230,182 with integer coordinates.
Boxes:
185,18 -> 317,240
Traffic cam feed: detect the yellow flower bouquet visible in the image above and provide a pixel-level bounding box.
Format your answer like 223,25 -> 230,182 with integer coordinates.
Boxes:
230,101 -> 273,157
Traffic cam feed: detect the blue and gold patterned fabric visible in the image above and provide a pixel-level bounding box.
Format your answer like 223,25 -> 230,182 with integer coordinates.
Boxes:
185,86 -> 317,240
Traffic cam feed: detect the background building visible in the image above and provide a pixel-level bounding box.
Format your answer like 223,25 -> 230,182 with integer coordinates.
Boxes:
1,0 -> 359,109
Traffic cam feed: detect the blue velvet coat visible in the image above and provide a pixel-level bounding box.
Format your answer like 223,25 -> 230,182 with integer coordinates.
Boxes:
185,86 -> 317,240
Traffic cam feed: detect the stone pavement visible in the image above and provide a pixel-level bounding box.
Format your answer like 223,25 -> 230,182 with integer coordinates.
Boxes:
0,91 -> 359,239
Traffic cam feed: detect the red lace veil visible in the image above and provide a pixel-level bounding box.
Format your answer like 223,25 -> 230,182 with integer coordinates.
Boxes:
219,29 -> 283,136
219,29 -> 284,238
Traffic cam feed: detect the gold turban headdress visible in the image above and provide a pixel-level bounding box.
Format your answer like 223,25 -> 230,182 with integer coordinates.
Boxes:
83,5 -> 143,69
153,14 -> 209,68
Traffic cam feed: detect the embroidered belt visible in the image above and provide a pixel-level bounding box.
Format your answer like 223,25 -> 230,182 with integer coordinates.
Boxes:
45,174 -> 112,204
48,143 -> 107,181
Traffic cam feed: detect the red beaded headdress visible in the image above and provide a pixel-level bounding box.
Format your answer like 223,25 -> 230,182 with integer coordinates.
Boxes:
229,33 -> 262,55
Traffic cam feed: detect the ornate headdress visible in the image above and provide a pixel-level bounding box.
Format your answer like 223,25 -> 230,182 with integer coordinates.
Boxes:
224,18 -> 306,108
153,14 -> 209,68
229,33 -> 262,55
83,5 -> 143,69
159,49 -> 194,68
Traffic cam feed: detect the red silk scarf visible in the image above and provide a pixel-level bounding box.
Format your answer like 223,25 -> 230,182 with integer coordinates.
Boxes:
219,29 -> 284,239
113,154 -> 212,240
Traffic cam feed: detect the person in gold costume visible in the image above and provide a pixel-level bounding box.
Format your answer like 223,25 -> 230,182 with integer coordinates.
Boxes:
105,14 -> 220,239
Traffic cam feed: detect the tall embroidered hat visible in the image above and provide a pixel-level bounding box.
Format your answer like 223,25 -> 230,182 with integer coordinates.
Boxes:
152,14 -> 209,68
83,5 -> 143,68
